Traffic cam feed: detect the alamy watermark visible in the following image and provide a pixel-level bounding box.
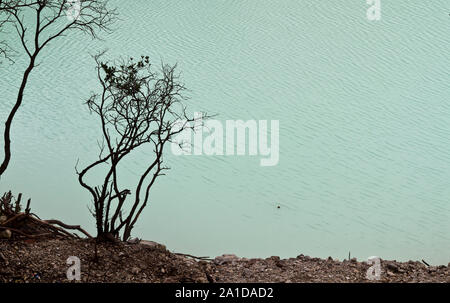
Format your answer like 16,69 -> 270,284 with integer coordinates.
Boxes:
367,0 -> 381,21
171,113 -> 280,167
66,256 -> 81,281
366,256 -> 382,280
66,0 -> 81,21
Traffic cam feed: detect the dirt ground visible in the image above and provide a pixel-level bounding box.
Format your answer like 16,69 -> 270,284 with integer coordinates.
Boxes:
0,238 -> 448,283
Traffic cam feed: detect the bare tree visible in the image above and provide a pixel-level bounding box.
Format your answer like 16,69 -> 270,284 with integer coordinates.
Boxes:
0,1 -> 31,63
77,54 -> 207,241
0,0 -> 117,177
1,2 -> 49,63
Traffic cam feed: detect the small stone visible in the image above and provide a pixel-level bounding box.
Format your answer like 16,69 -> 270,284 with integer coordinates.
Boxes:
127,237 -> 140,244
0,252 -> 7,263
248,259 -> 258,265
140,240 -> 166,251
386,263 -> 399,273
214,254 -> 240,265
0,215 -> 7,224
161,268 -> 165,274
350,258 -> 357,263
242,268 -> 252,277
131,267 -> 140,275
0,229 -> 11,239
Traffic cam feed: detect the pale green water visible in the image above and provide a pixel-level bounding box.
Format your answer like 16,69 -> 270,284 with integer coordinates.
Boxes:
1,1 -> 449,264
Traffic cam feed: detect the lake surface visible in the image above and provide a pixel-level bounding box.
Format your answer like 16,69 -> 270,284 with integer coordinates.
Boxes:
1,1 -> 449,264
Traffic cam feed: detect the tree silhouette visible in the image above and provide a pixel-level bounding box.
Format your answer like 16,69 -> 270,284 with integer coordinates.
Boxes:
0,0 -> 117,178
77,54 -> 208,241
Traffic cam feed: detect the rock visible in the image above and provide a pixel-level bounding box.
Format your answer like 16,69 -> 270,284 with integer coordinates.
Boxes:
140,240 -> 166,251
242,268 -> 252,278
386,263 -> 399,273
269,256 -> 280,262
127,237 -> 140,244
131,267 -> 140,275
214,254 -> 240,265
0,229 -> 11,239
0,252 -> 7,263
0,215 -> 7,224
248,258 -> 259,265
350,258 -> 357,263
195,276 -> 208,283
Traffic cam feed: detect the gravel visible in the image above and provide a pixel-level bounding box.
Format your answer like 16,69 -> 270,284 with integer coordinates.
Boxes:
0,239 -> 448,283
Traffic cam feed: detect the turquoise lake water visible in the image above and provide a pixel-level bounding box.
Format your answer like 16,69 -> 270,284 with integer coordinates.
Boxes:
1,1 -> 449,264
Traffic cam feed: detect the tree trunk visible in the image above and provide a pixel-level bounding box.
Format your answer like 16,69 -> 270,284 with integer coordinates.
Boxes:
0,57 -> 35,177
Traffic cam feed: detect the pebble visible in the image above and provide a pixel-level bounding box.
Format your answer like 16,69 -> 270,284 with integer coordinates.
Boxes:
0,215 -> 7,224
0,229 -> 11,239
386,263 -> 399,273
140,240 -> 166,251
127,238 -> 140,244
214,254 -> 240,265
131,267 -> 140,275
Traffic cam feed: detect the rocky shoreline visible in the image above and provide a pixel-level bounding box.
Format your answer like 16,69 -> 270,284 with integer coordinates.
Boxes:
0,238 -> 448,283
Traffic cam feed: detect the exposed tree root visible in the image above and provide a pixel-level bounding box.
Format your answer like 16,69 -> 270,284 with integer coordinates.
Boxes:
43,219 -> 93,238
0,191 -> 92,240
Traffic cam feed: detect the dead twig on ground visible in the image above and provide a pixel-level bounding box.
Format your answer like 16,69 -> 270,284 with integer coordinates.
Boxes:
43,219 -> 93,239
175,253 -> 212,261
0,191 -> 92,240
